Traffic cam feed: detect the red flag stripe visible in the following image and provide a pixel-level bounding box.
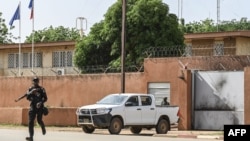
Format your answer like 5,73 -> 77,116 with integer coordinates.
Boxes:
30,8 -> 33,19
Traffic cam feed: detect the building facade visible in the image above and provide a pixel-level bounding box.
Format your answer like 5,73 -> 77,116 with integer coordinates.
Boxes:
184,30 -> 250,56
0,41 -> 77,76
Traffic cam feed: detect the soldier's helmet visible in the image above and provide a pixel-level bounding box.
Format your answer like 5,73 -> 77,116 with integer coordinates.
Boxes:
32,77 -> 39,83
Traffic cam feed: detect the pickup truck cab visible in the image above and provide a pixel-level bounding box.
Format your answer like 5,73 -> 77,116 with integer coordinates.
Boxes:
76,93 -> 179,134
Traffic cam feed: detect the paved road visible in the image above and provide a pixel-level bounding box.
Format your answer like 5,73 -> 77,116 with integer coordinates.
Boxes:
0,128 -> 223,141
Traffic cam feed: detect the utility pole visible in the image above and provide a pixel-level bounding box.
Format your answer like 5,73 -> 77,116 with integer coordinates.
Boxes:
178,0 -> 183,23
181,0 -> 183,21
178,0 -> 180,20
217,0 -> 220,31
121,0 -> 126,93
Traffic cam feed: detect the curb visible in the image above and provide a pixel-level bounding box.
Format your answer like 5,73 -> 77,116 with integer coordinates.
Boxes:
177,134 -> 197,138
155,134 -> 197,138
197,135 -> 220,139
154,133 -> 224,140
197,135 -> 224,140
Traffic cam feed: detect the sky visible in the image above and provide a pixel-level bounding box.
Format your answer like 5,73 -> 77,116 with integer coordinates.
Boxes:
0,0 -> 249,43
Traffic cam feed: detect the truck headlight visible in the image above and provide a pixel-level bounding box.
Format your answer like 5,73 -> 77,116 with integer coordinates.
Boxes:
96,108 -> 112,114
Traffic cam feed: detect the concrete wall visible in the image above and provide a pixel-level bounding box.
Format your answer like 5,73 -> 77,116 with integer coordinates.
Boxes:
0,108 -> 23,124
0,107 -> 77,126
1,56 -> 250,130
143,58 -> 192,130
0,73 -> 145,108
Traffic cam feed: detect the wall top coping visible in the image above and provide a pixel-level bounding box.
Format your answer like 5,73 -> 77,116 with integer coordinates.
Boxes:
184,30 -> 250,40
0,41 -> 76,50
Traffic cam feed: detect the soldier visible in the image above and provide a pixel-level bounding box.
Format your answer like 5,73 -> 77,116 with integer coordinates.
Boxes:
161,97 -> 170,106
25,77 -> 48,141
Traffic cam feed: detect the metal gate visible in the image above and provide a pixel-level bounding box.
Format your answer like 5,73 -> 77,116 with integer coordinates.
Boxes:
192,71 -> 244,130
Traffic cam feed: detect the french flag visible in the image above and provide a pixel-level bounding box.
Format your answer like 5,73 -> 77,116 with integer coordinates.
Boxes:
28,0 -> 33,19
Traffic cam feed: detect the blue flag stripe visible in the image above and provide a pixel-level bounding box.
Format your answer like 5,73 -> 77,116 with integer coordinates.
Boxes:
9,4 -> 20,26
29,0 -> 33,9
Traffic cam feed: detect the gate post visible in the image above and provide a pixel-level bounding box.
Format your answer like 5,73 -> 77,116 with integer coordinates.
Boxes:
177,70 -> 192,130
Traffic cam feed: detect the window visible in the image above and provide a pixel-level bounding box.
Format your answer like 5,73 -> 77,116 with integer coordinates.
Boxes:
214,41 -> 224,56
34,53 -> 42,67
126,96 -> 139,106
52,51 -> 73,67
185,43 -> 192,57
8,53 -> 19,68
22,52 -> 42,68
141,96 -> 152,106
8,52 -> 42,68
22,53 -> 28,68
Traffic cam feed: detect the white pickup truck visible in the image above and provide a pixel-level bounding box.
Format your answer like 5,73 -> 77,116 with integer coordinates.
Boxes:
76,93 -> 179,134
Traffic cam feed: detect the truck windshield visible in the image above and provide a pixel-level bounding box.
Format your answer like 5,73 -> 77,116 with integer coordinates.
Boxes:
97,95 -> 128,105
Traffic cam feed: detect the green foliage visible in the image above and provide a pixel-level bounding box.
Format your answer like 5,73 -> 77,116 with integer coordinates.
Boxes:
125,0 -> 183,65
74,0 -> 184,70
181,18 -> 250,33
180,18 -> 216,33
219,18 -> 250,31
0,12 -> 14,44
74,22 -> 114,68
25,26 -> 81,43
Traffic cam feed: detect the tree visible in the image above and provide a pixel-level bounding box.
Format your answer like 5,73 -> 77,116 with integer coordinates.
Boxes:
219,18 -> 250,31
0,12 -> 13,44
181,18 -> 216,33
74,21 -> 115,68
25,26 -> 81,43
124,0 -> 184,65
181,18 -> 250,33
74,0 -> 184,70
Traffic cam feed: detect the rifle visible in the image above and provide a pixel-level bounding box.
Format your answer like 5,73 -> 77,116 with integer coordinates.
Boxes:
14,94 -> 27,102
15,88 -> 38,102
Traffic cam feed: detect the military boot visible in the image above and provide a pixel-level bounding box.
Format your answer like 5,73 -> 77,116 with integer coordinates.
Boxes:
42,127 -> 46,135
25,137 -> 33,141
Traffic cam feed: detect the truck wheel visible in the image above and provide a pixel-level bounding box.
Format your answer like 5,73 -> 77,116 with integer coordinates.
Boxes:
108,117 -> 122,134
156,119 -> 169,134
130,126 -> 142,134
82,125 -> 95,133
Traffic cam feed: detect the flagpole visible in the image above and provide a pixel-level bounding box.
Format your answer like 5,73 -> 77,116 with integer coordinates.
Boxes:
18,1 -> 21,76
9,1 -> 21,76
31,0 -> 34,72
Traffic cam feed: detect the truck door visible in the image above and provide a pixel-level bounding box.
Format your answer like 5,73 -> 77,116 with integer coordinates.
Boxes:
140,96 -> 156,124
124,96 -> 141,125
